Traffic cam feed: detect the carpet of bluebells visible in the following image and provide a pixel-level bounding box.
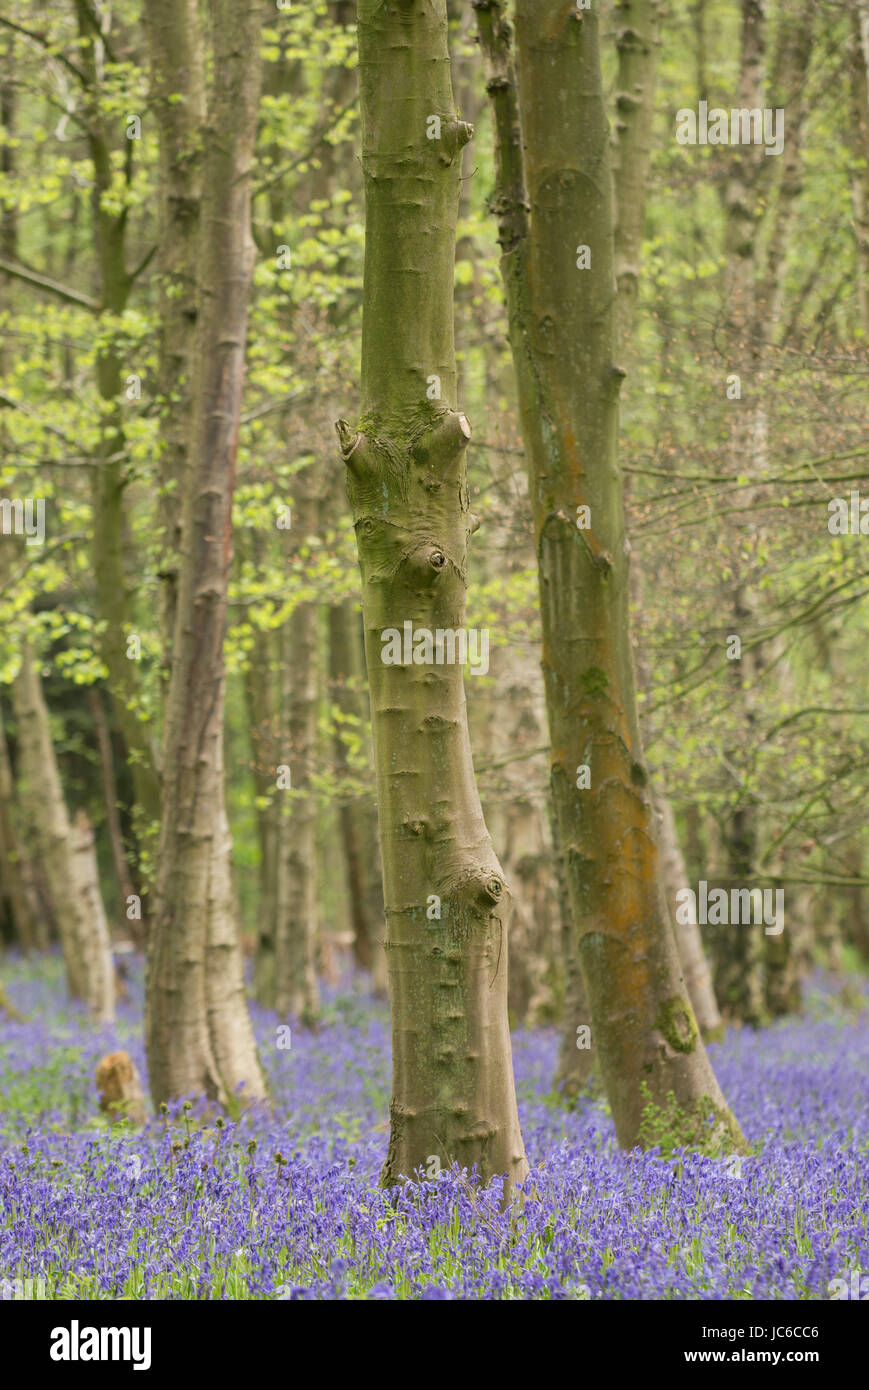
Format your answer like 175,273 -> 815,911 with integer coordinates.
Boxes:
0,951 -> 867,1300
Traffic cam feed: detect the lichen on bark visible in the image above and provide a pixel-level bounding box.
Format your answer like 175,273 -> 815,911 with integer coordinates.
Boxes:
475,0 -> 746,1153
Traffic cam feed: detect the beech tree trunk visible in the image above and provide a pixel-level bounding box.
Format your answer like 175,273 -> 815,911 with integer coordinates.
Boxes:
715,0 -> 813,1024
274,465 -> 320,1024
475,0 -> 744,1152
716,0 -> 767,1029
0,699 -> 43,950
144,0 -> 206,686
484,679 -> 563,1029
9,631 -> 114,1022
612,0 -> 660,344
613,0 -> 722,1041
338,0 -> 528,1196
764,847 -> 806,1017
88,685 -> 137,927
857,0 -> 869,92
74,2 -> 162,842
850,2 -> 869,335
328,599 -> 388,992
145,0 -> 266,1109
657,795 -> 721,1037
248,608 -> 280,1006
716,818 -> 767,1027
69,811 -> 115,1025
553,803 -> 595,1098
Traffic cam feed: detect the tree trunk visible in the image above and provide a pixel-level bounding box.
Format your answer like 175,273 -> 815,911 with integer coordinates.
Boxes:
612,0 -> 660,345
246,602 -> 280,1006
716,0 -> 813,1024
70,811 -> 115,1026
842,841 -> 869,964
553,803 -> 595,1098
74,1 -> 162,845
658,795 -> 722,1038
763,851 -> 805,1018
715,814 -> 767,1027
144,0 -> 206,687
338,0 -> 529,1196
0,698 -> 43,951
145,0 -> 266,1109
850,2 -> 869,335
88,685 -> 137,929
485,674 -> 562,1029
328,599 -> 388,992
9,631 -> 113,1021
857,0 -> 869,84
610,0 -> 722,1043
0,46 -> 16,263
475,0 -> 745,1152
274,466 -> 320,1024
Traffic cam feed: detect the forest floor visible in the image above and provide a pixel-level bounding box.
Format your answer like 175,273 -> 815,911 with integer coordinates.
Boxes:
0,954 -> 867,1300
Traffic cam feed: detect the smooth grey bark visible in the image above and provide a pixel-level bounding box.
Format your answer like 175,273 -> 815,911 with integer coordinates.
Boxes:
328,598 -> 388,993
146,0 -> 266,1109
274,464 -> 320,1025
338,0 -> 529,1196
8,626 -> 114,1022
612,0 -> 722,1041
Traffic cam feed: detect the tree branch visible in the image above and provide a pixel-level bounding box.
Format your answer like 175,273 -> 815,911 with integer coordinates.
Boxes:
128,244 -> 157,284
0,17 -> 88,85
0,257 -> 99,311
252,95 -> 358,197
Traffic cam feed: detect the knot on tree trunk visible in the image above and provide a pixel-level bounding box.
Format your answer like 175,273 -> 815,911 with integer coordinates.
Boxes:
335,418 -> 362,460
411,410 -> 471,478
445,867 -> 511,924
439,119 -> 474,165
403,542 -> 449,584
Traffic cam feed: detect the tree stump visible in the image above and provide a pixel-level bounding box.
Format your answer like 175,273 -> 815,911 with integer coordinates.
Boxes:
95,1050 -> 147,1125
